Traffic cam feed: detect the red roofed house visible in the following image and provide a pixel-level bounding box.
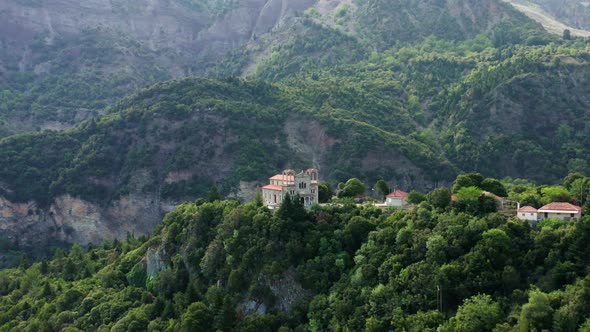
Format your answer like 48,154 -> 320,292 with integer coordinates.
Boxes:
262,169 -> 319,210
538,202 -> 582,221
385,190 -> 408,208
517,206 -> 538,222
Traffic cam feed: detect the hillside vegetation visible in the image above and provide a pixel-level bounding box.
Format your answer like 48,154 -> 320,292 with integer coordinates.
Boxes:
2,0 -> 590,267
0,78 -> 456,208
2,171 -> 590,331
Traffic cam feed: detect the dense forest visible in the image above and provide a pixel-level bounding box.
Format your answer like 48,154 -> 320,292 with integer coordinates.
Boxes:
2,172 -> 590,331
2,1 -> 590,329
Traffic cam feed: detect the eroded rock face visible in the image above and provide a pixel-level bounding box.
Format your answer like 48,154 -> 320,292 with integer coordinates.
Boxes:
0,0 -> 319,72
0,194 -> 172,256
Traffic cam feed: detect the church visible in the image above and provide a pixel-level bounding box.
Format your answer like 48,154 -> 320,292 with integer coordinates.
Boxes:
261,169 -> 319,209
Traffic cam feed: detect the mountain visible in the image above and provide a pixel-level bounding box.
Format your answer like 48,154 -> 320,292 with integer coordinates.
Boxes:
0,0 -> 550,138
1,0 -> 590,256
0,0 -> 315,136
503,0 -> 590,36
0,77 -> 456,257
519,0 -> 590,31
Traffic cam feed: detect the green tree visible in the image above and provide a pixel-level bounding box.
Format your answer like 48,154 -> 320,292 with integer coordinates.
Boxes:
518,290 -> 553,331
452,173 -> 484,193
181,302 -> 213,332
563,29 -> 571,40
427,187 -> 451,209
570,177 -> 590,205
338,178 -> 366,198
254,187 -> 264,206
375,179 -> 390,198
407,190 -> 426,204
455,186 -> 483,213
207,185 -> 223,202
447,294 -> 502,332
564,172 -> 586,189
318,182 -> 333,203
481,178 -> 507,197
540,186 -> 570,204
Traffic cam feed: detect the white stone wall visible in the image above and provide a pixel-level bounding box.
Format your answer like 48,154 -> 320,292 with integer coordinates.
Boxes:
386,197 -> 405,207
517,212 -> 538,221
539,211 -> 581,221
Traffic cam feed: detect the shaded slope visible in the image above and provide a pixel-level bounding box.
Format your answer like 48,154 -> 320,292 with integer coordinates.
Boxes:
439,50 -> 590,183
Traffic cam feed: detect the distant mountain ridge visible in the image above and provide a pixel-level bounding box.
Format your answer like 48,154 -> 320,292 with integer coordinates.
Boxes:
0,0 -> 315,136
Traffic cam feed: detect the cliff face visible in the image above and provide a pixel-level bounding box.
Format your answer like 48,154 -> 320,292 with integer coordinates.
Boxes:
0,0 -> 317,72
525,0 -> 590,31
0,194 -> 173,257
0,0 -> 319,136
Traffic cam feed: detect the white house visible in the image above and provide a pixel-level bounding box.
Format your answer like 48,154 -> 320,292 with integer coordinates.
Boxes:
537,202 -> 583,221
517,206 -> 538,222
261,169 -> 319,210
385,190 -> 408,208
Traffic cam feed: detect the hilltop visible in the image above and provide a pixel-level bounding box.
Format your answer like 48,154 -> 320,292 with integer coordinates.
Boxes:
1,180 -> 590,330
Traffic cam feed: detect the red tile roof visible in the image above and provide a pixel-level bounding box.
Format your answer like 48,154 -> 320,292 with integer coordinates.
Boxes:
538,202 -> 582,212
269,175 -> 294,182
518,206 -> 538,213
262,185 -> 283,191
386,190 -> 408,198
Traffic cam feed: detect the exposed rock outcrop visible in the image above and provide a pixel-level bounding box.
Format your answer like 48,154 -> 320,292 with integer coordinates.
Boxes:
0,194 -> 173,257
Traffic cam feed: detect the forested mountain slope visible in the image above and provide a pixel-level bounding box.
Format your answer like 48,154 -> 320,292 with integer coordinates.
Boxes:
0,0 -> 314,136
0,77 -> 456,257
2,193 -> 590,331
0,0 -> 552,137
2,0 -> 590,258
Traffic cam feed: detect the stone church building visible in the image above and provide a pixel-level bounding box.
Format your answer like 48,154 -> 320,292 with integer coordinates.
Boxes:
262,169 -> 319,209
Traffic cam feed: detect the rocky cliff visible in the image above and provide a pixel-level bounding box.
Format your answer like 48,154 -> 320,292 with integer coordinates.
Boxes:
0,0 -> 319,136
0,194 -> 174,258
0,0 -> 317,70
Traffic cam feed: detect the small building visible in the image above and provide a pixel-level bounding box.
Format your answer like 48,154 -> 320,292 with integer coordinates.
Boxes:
517,206 -> 538,222
537,202 -> 582,221
385,190 -> 408,208
261,169 -> 319,210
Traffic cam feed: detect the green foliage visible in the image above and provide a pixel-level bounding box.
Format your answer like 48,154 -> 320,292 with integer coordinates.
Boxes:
375,179 -> 390,198
207,185 -> 223,202
2,198 -> 590,330
453,173 -> 485,194
181,302 -> 213,331
481,178 -> 508,197
338,178 -> 367,198
407,190 -> 426,205
318,182 -> 333,203
445,294 -> 502,331
428,187 -> 451,209
518,290 -> 553,331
